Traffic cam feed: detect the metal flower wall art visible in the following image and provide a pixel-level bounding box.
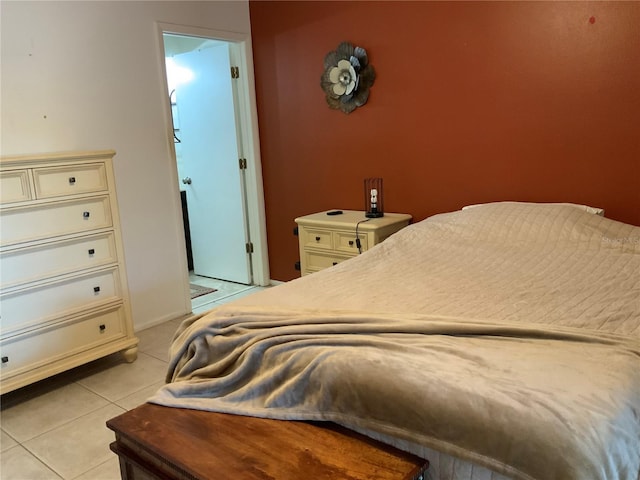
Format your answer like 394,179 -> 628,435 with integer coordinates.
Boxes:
321,42 -> 376,114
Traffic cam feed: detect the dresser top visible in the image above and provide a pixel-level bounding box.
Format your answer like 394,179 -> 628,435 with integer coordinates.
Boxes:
0,150 -> 115,168
295,210 -> 412,230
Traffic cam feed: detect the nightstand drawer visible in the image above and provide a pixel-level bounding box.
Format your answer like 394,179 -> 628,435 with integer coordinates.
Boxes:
334,231 -> 368,253
304,251 -> 350,271
0,169 -> 33,204
0,307 -> 126,378
33,163 -> 108,199
300,227 -> 333,250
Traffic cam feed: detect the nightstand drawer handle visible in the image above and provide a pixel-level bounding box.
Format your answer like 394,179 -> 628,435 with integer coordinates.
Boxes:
332,262 -> 338,266
83,211 -> 90,218
69,176 -> 76,185
315,236 -> 321,242
88,248 -> 95,255
93,286 -> 101,293
99,324 -> 106,332
1,356 -> 8,364
348,240 -> 354,246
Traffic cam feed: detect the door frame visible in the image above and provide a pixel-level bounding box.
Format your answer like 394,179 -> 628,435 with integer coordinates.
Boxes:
155,22 -> 270,298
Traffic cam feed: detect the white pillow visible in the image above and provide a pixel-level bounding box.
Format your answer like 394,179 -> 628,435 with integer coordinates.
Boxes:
461,202 -> 604,216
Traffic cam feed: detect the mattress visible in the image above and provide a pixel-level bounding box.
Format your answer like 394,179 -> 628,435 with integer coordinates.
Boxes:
151,202 -> 640,480
234,202 -> 639,338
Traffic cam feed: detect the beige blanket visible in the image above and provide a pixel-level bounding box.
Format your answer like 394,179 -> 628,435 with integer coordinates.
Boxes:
150,203 -> 640,479
150,306 -> 640,480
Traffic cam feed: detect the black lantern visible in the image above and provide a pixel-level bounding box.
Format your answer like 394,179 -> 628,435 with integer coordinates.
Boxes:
364,178 -> 384,218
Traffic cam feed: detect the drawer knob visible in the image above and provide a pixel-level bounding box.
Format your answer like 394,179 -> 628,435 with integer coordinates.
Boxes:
93,286 -> 101,293
83,211 -> 90,218
99,324 -> 106,332
1,356 -> 8,364
69,176 -> 76,185
332,262 -> 338,266
88,248 -> 95,255
315,236 -> 321,242
348,240 -> 354,246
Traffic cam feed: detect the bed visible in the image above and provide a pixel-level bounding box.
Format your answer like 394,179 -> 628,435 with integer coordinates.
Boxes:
149,202 -> 640,480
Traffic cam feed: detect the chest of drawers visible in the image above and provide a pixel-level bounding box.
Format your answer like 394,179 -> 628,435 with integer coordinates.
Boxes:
295,210 -> 412,275
0,150 -> 138,394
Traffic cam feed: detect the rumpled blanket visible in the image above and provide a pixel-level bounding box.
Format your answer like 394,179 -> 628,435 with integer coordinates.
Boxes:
149,306 -> 640,480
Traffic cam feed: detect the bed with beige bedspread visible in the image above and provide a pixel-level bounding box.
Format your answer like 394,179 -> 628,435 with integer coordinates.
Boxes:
150,202 -> 640,480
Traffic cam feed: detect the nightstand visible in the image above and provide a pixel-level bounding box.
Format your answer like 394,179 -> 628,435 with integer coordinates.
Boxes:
295,210 -> 412,275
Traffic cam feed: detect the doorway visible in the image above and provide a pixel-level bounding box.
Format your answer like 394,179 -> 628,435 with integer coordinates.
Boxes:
157,24 -> 270,297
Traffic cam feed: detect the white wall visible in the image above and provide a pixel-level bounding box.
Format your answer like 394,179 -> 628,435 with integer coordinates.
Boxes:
1,1 -> 252,330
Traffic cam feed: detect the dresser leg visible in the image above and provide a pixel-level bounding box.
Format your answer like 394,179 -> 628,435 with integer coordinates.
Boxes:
122,346 -> 138,363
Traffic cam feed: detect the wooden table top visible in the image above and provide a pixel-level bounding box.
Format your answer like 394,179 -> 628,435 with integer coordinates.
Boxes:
107,403 -> 428,480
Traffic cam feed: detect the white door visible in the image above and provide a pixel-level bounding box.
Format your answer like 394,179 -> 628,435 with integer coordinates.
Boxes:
173,44 -> 251,284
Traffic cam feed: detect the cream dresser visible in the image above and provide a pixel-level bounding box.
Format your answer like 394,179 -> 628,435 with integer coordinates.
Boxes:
295,210 -> 412,276
0,150 -> 138,394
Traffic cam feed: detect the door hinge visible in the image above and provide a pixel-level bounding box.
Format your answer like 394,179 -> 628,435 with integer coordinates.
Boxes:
231,66 -> 240,79
246,242 -> 254,254
239,158 -> 247,169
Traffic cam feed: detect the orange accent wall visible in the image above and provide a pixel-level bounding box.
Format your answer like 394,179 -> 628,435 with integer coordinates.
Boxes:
249,1 -> 640,281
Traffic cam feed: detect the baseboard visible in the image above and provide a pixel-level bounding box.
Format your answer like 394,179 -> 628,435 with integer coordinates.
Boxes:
134,310 -> 192,332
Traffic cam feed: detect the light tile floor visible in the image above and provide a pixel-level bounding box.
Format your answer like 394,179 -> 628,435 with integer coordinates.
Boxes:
0,276 -> 268,480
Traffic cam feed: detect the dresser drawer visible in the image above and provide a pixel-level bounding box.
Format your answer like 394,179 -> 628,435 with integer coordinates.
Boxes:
300,227 -> 333,250
304,251 -> 351,272
0,307 -> 126,378
0,196 -> 112,246
0,169 -> 33,204
0,268 -> 121,334
0,232 -> 117,288
334,231 -> 368,253
33,163 -> 107,199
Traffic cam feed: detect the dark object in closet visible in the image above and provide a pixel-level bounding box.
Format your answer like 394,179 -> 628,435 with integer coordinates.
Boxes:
180,191 -> 194,271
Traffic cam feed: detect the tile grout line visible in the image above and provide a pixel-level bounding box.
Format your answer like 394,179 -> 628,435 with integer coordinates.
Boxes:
13,403 -> 125,480
69,455 -> 116,480
1,443 -> 63,479
192,287 -> 257,305
16,401 -> 122,446
192,286 -> 262,308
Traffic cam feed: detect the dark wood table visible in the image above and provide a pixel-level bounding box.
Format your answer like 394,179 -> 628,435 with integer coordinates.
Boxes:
107,403 -> 429,480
